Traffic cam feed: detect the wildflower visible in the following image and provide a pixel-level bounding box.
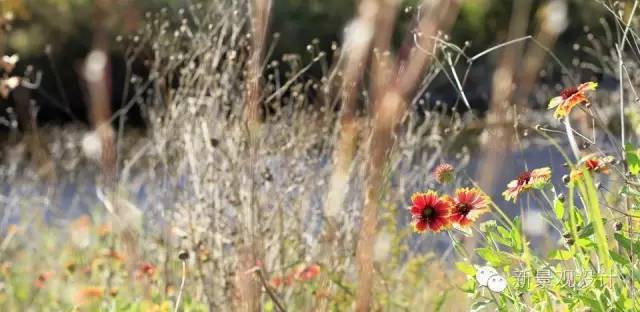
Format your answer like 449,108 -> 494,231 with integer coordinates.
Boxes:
548,82 -> 597,119
136,262 -> 156,280
502,167 -> 552,202
270,275 -> 294,288
70,215 -> 92,249
409,191 -> 452,233
96,223 -> 112,237
105,250 -> 125,262
74,286 -> 104,305
434,163 -> 455,184
582,155 -> 613,174
446,188 -> 490,228
34,271 -> 54,289
294,264 -> 321,281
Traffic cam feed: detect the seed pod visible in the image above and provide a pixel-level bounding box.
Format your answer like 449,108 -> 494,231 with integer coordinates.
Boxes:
178,250 -> 190,261
615,222 -> 623,232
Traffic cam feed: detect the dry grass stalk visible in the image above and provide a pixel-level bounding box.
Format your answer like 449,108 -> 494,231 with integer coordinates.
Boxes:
12,86 -> 56,185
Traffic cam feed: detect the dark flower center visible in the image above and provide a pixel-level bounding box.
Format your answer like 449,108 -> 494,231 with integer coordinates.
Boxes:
517,171 -> 532,186
560,87 -> 578,100
456,203 -> 472,216
421,207 -> 434,219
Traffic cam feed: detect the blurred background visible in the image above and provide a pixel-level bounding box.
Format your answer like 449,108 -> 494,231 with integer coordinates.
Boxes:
0,0 -> 613,127
0,1 -> 635,310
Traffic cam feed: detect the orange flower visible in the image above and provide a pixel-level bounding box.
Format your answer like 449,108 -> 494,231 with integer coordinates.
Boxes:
106,250 -> 125,262
408,191 -> 452,233
434,163 -> 455,184
74,286 -> 104,305
502,167 -> 552,202
548,82 -> 597,119
294,264 -> 321,281
446,188 -> 490,228
34,271 -> 54,289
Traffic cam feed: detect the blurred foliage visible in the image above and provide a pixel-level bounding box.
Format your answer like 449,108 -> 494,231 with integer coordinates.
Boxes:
0,0 -> 615,125
0,0 -> 610,58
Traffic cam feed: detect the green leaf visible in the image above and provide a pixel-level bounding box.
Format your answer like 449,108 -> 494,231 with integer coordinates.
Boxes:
476,247 -> 516,267
610,251 -> 630,266
460,278 -> 477,293
456,261 -> 476,276
625,144 -> 640,175
549,249 -> 574,260
470,300 -> 491,312
553,198 -> 565,220
511,226 -> 523,252
614,233 -> 631,251
576,238 -> 596,249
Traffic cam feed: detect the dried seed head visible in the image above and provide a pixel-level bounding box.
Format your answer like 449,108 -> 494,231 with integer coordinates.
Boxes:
615,222 -> 623,232
178,250 -> 189,261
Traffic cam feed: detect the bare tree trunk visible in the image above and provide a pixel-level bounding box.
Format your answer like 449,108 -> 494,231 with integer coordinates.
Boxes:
467,0 -> 533,256
355,2 -> 460,310
237,1 -> 272,311
324,0 -> 378,238
475,0 -> 533,194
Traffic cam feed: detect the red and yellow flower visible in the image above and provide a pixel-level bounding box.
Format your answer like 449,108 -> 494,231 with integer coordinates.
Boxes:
434,163 -> 455,184
446,188 -> 490,228
409,191 -> 452,233
569,155 -> 613,183
502,167 -> 552,202
548,82 -> 597,119
582,155 -> 613,174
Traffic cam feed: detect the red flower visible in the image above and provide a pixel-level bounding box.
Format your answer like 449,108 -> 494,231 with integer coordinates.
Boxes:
446,188 -> 490,228
34,271 -> 54,289
294,264 -> 321,281
270,276 -> 294,288
408,191 -> 452,233
548,82 -> 597,119
136,262 -> 156,280
502,167 -> 551,202
434,163 -> 455,184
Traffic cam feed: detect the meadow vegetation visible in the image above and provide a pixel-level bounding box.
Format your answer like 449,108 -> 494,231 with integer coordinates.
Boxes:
1,0 -> 640,311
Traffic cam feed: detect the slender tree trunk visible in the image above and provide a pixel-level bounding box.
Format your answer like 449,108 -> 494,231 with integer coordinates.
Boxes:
355,2 -> 460,310
237,1 -> 272,311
